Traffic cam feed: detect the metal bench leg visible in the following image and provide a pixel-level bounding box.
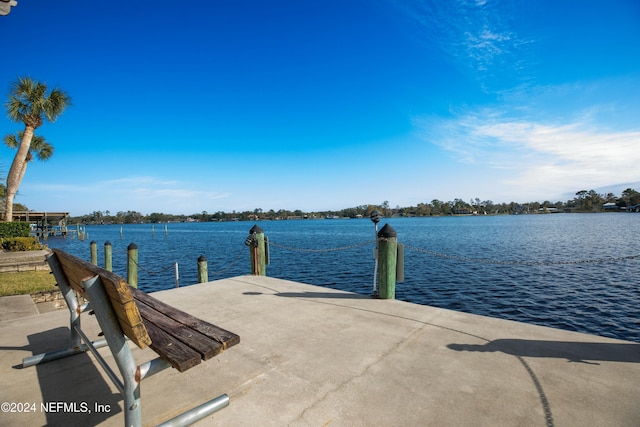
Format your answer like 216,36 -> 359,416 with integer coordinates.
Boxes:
136,358 -> 230,427
82,275 -> 142,427
22,337 -> 108,367
23,253 -> 108,368
155,394 -> 230,427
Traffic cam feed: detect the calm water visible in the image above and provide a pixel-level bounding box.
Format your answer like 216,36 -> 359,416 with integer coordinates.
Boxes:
45,214 -> 640,342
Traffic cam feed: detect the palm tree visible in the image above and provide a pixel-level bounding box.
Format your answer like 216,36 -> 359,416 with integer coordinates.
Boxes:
4,76 -> 70,221
4,131 -> 54,207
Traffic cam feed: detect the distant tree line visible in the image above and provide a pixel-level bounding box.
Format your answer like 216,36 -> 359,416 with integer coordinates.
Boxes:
66,188 -> 640,224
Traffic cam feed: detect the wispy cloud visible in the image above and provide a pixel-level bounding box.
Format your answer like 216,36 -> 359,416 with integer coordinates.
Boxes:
418,111 -> 640,200
396,0 -> 532,90
24,176 -> 231,214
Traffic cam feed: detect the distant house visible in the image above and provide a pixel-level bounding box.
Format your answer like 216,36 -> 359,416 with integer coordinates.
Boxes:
538,207 -> 560,213
602,202 -> 620,211
625,204 -> 640,212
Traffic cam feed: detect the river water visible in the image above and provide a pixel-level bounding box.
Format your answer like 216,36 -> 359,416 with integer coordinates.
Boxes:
45,213 -> 640,343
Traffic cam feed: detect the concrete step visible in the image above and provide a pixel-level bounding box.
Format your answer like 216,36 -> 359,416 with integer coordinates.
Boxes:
0,249 -> 50,272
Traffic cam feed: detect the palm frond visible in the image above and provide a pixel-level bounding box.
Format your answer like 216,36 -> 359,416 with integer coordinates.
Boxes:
3,133 -> 20,148
45,89 -> 72,121
5,76 -> 71,127
30,135 -> 54,161
3,130 -> 53,161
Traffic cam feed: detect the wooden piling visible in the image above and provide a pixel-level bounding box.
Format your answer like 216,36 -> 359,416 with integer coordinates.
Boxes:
249,225 -> 266,276
377,224 -> 397,299
90,241 -> 97,266
198,255 -> 208,283
104,241 -> 113,272
127,243 -> 138,288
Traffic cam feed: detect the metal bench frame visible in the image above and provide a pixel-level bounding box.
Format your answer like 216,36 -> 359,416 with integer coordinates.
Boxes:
23,252 -> 230,426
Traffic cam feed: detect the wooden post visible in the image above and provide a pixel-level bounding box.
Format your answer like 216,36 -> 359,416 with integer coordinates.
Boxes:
104,241 -> 113,272
377,223 -> 397,299
127,243 -> 138,288
90,241 -> 97,266
249,225 -> 266,276
198,255 -> 208,283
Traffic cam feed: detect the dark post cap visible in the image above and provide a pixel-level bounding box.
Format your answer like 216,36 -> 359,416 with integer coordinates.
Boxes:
104,240 -> 112,246
90,240 -> 96,245
127,242 -> 138,250
377,223 -> 397,238
370,210 -> 381,223
250,224 -> 264,234
198,255 -> 207,262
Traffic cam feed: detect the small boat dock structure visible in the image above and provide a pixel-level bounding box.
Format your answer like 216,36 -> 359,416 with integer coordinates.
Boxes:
0,275 -> 638,426
11,211 -> 73,239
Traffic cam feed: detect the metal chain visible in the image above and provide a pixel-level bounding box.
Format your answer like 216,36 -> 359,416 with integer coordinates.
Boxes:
136,260 -> 176,275
404,244 -> 640,266
208,246 -> 247,276
268,240 -> 376,253
106,248 -> 177,276
113,245 -> 247,276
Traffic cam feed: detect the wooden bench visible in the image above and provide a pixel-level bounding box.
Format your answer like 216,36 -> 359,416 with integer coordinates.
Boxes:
23,248 -> 240,426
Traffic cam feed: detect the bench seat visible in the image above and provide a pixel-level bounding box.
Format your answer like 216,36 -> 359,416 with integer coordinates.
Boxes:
132,288 -> 239,372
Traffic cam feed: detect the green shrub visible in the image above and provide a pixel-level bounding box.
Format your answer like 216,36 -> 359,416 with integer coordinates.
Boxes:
0,237 -> 45,251
0,221 -> 30,238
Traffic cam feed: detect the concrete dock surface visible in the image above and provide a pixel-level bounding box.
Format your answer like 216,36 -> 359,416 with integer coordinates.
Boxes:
0,275 -> 638,426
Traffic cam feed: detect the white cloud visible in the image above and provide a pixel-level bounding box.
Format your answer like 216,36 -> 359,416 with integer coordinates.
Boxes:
420,112 -> 640,201
22,176 -> 231,215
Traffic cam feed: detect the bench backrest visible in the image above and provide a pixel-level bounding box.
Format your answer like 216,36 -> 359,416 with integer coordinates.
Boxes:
52,248 -> 152,349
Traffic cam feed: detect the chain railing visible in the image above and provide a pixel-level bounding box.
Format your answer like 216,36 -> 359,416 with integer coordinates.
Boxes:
268,240 -> 376,253
92,243 -> 249,287
207,245 -> 247,276
136,261 -> 177,275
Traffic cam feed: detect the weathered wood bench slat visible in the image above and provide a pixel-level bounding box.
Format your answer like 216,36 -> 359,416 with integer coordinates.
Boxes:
135,298 -> 223,361
143,320 -> 202,372
54,249 -> 151,349
132,288 -> 240,350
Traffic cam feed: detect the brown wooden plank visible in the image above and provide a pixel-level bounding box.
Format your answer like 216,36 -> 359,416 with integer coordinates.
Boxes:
144,321 -> 201,372
55,249 -> 132,303
135,299 -> 222,360
131,288 -> 240,349
53,249 -> 151,349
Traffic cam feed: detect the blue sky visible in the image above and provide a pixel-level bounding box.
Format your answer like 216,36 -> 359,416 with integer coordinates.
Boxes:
1,1 -> 639,216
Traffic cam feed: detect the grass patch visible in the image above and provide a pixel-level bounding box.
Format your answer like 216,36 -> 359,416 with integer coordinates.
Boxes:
0,271 -> 57,296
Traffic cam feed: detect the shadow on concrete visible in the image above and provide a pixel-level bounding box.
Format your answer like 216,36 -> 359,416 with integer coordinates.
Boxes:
277,291 -> 370,299
449,339 -> 561,427
19,327 -> 122,425
448,339 -> 640,364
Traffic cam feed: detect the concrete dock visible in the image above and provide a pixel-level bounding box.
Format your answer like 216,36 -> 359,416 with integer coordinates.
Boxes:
0,275 -> 638,426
